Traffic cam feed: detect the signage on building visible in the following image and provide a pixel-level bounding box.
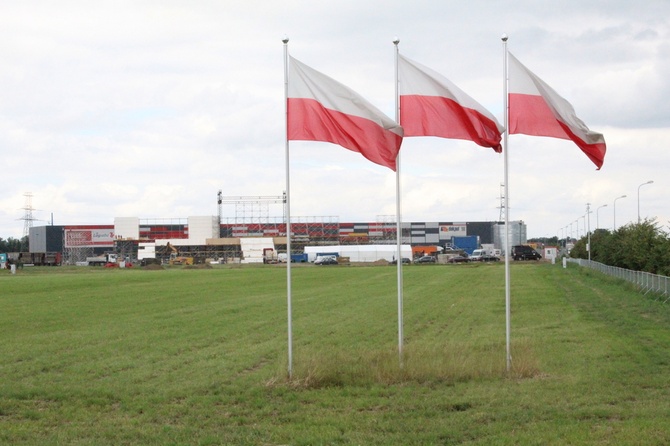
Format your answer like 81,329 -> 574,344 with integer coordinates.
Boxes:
64,229 -> 115,248
439,224 -> 467,238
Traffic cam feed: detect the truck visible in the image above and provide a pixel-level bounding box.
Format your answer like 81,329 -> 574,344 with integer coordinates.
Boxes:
469,248 -> 500,262
470,245 -> 502,261
86,253 -> 118,266
263,248 -> 279,264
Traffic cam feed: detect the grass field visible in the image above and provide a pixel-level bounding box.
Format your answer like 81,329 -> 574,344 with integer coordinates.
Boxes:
1,262 -> 669,445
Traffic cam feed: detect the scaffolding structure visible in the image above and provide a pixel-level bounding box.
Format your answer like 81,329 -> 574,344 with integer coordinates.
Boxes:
375,214 -> 406,244
218,194 -> 286,224
114,239 -> 138,262
63,246 -> 94,265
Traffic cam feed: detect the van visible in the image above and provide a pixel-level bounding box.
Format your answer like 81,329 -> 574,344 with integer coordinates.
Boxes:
470,249 -> 486,261
512,245 -> 542,261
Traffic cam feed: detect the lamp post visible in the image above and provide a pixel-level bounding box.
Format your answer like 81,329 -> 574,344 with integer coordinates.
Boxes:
569,221 -> 573,249
637,180 -> 654,223
586,203 -> 591,261
596,204 -> 607,229
613,195 -> 627,230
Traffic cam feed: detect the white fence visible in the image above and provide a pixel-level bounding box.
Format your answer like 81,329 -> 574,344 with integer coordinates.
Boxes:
567,258 -> 670,303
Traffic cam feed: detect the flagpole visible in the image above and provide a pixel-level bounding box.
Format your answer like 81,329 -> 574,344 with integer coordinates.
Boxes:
501,33 -> 512,373
393,37 -> 404,364
282,36 -> 293,379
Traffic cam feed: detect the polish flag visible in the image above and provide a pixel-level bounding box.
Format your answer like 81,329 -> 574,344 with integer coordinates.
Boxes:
288,56 -> 403,171
398,54 -> 503,152
508,52 -> 606,169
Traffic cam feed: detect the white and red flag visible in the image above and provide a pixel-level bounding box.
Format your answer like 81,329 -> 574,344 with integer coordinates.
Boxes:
288,56 -> 403,171
398,54 -> 503,152
508,52 -> 606,169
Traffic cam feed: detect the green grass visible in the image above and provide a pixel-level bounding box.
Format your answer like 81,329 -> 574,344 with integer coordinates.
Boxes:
1,262 -> 669,445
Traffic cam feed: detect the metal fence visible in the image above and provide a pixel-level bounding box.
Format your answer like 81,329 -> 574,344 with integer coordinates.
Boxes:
567,258 -> 670,303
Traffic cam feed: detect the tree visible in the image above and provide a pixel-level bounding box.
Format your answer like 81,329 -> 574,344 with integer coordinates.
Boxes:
571,219 -> 670,275
529,236 -> 559,247
0,236 -> 26,252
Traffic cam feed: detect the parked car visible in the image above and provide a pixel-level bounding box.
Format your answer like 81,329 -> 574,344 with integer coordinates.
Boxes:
315,255 -> 338,265
316,256 -> 338,265
389,257 -> 411,265
477,254 -> 501,262
447,255 -> 470,263
415,255 -> 436,264
512,245 -> 542,261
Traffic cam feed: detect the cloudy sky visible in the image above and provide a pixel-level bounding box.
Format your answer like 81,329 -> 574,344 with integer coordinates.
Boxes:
1,0 -> 668,240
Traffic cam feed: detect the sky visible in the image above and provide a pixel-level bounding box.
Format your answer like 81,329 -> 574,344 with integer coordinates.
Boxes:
1,0 -> 669,240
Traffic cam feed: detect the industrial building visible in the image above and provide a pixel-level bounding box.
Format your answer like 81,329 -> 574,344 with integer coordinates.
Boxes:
27,216 -> 528,265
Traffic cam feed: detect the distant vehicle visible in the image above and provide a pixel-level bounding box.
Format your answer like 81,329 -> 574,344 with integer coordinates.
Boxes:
478,254 -> 501,262
447,255 -> 470,263
86,253 -> 118,266
415,255 -> 436,264
263,248 -> 279,264
389,258 -> 411,265
512,245 -> 542,261
470,248 -> 501,262
316,256 -> 338,265
314,255 -> 336,264
140,258 -> 161,267
469,249 -> 486,261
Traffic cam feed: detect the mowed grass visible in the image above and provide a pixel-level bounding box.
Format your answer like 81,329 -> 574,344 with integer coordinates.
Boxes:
1,262 -> 670,445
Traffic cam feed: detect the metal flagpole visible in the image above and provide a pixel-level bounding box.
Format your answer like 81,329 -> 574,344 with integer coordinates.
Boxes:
282,36 -> 293,379
502,34 -> 512,373
393,37 -> 404,364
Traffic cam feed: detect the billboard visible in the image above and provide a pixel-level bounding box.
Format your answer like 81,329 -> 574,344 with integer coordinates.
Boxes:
439,224 -> 467,238
64,228 -> 115,248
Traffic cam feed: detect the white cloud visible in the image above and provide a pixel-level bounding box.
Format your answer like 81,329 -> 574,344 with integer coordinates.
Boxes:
1,0 -> 669,239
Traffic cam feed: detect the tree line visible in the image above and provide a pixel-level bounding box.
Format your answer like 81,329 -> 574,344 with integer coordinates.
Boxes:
569,219 -> 670,276
0,236 -> 28,253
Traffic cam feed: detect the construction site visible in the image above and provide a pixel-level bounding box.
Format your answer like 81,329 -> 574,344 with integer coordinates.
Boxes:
20,191 -> 528,266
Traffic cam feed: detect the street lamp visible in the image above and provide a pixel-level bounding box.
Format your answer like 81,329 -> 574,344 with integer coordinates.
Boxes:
586,203 -> 592,261
596,204 -> 607,229
613,195 -> 627,230
569,221 -> 573,246
637,180 -> 654,223
574,219 -> 579,239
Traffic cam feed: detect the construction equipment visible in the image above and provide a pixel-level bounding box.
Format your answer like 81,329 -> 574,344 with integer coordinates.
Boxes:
166,242 -> 194,265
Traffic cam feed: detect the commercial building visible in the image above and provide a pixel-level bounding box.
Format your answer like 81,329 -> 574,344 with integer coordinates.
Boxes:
28,216 -> 527,264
